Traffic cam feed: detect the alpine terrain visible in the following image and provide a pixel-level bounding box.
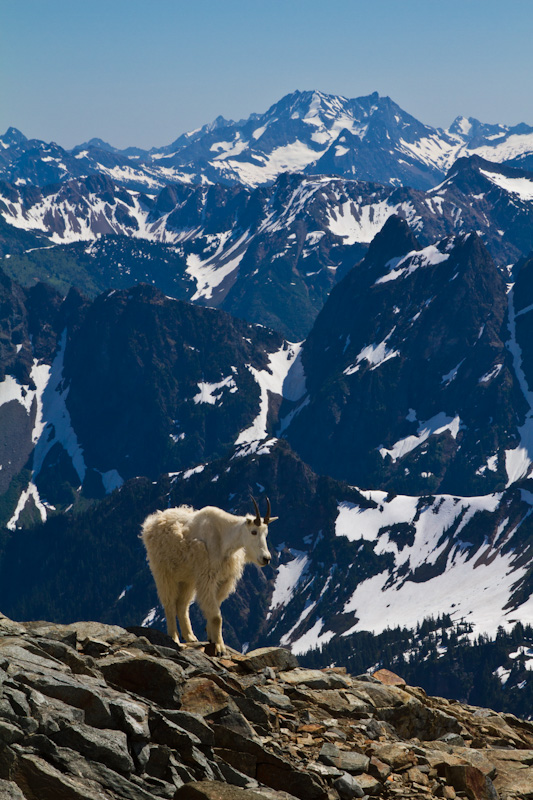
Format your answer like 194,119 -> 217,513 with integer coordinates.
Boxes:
2,89 -> 533,718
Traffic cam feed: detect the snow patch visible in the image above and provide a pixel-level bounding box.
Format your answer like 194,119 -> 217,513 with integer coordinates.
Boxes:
289,618 -> 335,655
270,550 -> 309,612
336,490 -> 524,639
379,412 -> 462,462
193,375 -> 237,405
344,329 -> 399,375
235,342 -> 304,446
375,245 -> 450,285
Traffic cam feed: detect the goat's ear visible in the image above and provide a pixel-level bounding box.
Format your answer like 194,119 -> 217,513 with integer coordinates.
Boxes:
245,517 -> 253,525
267,516 -> 279,524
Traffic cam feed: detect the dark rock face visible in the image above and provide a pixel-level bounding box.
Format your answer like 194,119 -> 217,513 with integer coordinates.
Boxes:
62,284 -> 284,482
430,155 -> 533,265
1,613 -> 533,799
0,277 -> 295,524
0,270 -> 65,497
285,217 -> 524,494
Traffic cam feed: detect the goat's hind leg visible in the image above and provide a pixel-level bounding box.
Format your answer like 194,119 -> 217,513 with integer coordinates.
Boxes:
197,588 -> 225,656
157,583 -> 181,645
176,582 -> 198,644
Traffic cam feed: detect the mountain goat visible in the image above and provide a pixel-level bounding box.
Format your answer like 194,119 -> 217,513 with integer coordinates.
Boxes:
141,498 -> 276,656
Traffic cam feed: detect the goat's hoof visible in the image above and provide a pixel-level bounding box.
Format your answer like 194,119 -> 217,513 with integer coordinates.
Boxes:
204,641 -> 226,657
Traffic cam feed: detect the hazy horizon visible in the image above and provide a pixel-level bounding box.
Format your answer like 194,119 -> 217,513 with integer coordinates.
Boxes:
2,0 -> 532,150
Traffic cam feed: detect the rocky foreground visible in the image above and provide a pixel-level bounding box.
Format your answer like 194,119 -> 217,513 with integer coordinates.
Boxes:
1,614 -> 533,799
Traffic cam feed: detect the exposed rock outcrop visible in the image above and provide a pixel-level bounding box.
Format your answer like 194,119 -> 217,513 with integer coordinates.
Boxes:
1,612 -> 533,799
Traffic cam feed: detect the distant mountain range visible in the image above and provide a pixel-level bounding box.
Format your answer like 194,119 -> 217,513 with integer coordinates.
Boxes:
2,155 -> 533,338
2,90 -> 533,191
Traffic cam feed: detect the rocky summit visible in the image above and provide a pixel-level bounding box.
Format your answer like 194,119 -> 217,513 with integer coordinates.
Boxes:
1,613 -> 533,800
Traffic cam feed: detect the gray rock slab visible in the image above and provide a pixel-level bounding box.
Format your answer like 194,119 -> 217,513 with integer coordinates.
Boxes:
15,670 -> 113,728
233,696 -> 272,726
0,641 -> 71,674
175,780 -> 283,799
10,751 -> 107,800
51,722 -> 134,775
278,669 -> 352,690
108,694 -> 151,740
32,637 -> 97,677
0,777 -> 26,799
288,687 -> 370,717
318,742 -> 340,766
63,620 -> 131,643
100,654 -> 185,706
161,709 -> 215,745
350,682 -> 412,709
0,720 -> 23,745
378,697 -> 462,740
0,616 -> 27,636
237,648 -> 299,673
245,685 -> 293,712
149,709 -> 202,751
333,772 -> 366,799
28,687 -> 85,734
210,711 -> 255,740
337,751 -> 370,774
50,746 -> 165,800
18,621 -> 77,648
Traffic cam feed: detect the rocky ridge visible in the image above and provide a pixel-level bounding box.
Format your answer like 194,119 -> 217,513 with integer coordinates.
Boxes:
1,612 -> 533,800
3,91 -> 533,192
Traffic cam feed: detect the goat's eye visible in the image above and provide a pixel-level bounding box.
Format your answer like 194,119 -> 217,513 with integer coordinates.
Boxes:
251,530 -> 258,536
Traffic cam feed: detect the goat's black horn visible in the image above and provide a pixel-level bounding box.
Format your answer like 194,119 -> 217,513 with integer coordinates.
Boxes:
251,496 -> 261,526
264,497 -> 271,524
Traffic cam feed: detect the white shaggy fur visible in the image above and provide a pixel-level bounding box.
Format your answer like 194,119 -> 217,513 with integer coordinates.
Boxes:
141,504 -> 273,655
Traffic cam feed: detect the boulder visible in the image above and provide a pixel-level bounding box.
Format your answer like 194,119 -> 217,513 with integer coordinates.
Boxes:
181,678 -> 237,718
99,654 -> 184,706
443,763 -> 499,800
236,649 -> 299,673
371,668 -> 406,687
174,780 -> 293,799
50,723 -> 134,775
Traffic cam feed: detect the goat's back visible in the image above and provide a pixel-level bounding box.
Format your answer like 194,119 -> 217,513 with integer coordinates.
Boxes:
141,506 -> 203,572
142,505 -> 194,540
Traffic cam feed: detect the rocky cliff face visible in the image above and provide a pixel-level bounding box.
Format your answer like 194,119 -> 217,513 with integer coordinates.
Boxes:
285,216 -> 525,495
1,612 -> 533,800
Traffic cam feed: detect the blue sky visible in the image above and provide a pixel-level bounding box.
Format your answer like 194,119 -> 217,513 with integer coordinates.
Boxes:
2,0 -> 532,149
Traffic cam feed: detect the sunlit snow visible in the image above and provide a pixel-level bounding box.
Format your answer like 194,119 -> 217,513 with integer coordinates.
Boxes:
235,342 -> 305,446
379,412 -> 462,462
186,232 -> 248,302
375,245 -> 450,285
344,329 -> 399,375
193,375 -> 237,405
479,169 -> 533,201
269,550 -> 309,612
334,490 -> 530,638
